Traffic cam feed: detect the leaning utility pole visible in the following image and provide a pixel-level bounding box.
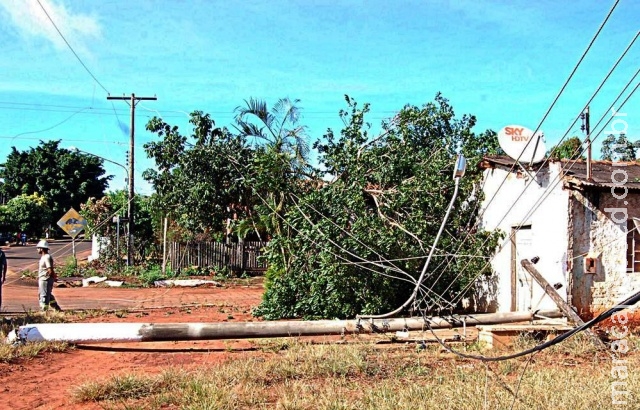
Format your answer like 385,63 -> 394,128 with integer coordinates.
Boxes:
521,259 -> 605,349
107,93 -> 157,266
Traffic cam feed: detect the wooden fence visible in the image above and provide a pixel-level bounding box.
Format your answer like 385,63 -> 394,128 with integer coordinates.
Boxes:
167,241 -> 268,273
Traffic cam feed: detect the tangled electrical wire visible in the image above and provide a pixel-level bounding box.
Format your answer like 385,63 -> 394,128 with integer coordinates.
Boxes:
420,287 -> 640,362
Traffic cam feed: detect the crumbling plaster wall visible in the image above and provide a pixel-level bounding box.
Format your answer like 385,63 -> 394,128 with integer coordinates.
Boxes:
570,189 -> 640,316
480,163 -> 569,313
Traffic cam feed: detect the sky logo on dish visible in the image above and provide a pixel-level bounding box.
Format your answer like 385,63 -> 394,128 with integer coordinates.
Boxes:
504,127 -> 529,142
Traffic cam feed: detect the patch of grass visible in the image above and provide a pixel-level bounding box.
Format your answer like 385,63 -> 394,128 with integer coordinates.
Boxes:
20,270 -> 38,280
0,310 -> 69,336
547,332 -> 602,356
0,310 -> 96,363
72,309 -> 109,320
71,338 -> 640,410
0,341 -> 70,363
72,373 -> 162,402
253,338 -> 291,353
137,264 -> 167,287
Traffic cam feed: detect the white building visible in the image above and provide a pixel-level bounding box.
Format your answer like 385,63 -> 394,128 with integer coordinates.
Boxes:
478,155 -> 640,318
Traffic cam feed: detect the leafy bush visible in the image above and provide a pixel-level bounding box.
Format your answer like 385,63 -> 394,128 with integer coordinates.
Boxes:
57,256 -> 79,278
138,265 -> 168,287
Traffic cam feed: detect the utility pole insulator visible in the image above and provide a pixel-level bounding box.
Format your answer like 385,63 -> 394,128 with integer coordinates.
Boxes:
583,106 -> 592,181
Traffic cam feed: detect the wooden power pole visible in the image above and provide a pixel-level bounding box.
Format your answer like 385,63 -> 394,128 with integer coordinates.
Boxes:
107,93 -> 157,266
521,259 -> 605,349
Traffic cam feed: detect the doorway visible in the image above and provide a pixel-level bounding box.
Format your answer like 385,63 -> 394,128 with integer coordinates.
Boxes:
511,225 -> 533,312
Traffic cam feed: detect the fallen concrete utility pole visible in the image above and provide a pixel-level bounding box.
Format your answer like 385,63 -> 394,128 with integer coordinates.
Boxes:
6,310 -> 562,344
521,259 -> 606,349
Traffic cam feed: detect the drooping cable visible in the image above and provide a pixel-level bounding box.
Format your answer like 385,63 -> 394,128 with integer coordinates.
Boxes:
36,0 -> 109,94
425,286 -> 640,362
436,30 -> 639,283
358,163 -> 464,319
460,0 -> 621,240
447,77 -> 639,308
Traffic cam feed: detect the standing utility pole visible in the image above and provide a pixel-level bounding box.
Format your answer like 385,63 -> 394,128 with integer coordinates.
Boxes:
581,106 -> 592,181
107,93 -> 157,266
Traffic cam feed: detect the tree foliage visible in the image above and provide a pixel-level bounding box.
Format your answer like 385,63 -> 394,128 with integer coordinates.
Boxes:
0,193 -> 51,236
144,111 -> 253,240
234,97 -> 310,175
601,133 -> 639,161
547,136 -> 585,160
234,97 -> 319,258
0,140 -> 110,223
139,95 -> 504,320
81,191 -> 156,267
254,94 -> 503,319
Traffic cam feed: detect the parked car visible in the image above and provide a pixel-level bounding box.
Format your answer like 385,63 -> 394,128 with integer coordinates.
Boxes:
0,232 -> 15,245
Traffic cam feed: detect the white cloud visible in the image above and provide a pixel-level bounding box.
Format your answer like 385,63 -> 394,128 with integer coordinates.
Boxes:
0,0 -> 101,55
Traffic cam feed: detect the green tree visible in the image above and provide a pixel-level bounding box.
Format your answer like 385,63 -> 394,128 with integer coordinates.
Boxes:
144,111 -> 253,240
234,97 -> 310,175
2,193 -> 52,237
81,190 -> 156,267
234,98 -> 319,267
547,136 -> 585,160
601,133 -> 639,161
0,140 -> 111,223
254,94 -> 503,320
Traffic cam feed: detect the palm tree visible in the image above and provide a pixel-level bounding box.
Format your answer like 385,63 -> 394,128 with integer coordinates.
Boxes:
234,97 -> 310,174
234,98 -> 312,269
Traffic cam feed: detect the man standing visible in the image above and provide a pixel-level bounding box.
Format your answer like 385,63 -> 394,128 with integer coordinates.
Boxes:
37,240 -> 60,311
0,246 -> 6,310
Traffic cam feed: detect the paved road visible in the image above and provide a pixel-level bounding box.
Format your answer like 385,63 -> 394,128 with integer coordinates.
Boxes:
2,282 -> 264,313
3,238 -> 92,277
0,238 -> 263,314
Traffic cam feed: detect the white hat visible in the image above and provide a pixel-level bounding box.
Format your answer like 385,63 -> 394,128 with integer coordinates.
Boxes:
36,240 -> 49,249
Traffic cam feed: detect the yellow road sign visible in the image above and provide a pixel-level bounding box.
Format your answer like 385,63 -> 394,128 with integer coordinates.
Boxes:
57,208 -> 87,239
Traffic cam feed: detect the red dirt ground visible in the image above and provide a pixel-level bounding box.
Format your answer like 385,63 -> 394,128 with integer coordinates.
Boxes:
0,284 -> 269,410
1,274 -> 635,410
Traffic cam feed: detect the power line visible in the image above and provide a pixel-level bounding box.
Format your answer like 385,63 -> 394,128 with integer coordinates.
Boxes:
543,30 -> 638,164
456,0 -> 622,258
448,71 -> 639,305
26,1 -> 131,144
0,101 -> 398,116
424,286 -> 640,363
448,76 -> 639,308
428,32 -> 638,307
420,4 -> 631,300
36,0 -> 109,94
524,0 -> 621,167
10,107 -> 90,142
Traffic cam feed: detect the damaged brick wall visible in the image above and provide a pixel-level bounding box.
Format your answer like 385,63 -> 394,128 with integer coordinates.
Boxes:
570,189 -> 640,318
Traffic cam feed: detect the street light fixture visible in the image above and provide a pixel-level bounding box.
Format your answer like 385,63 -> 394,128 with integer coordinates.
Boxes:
69,146 -> 129,179
358,154 -> 467,319
69,146 -> 133,266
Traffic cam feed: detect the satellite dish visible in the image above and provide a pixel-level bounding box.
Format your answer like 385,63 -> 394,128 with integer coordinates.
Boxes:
497,125 -> 546,164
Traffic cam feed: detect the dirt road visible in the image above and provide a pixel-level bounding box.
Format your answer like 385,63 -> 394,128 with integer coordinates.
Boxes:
0,249 -> 267,410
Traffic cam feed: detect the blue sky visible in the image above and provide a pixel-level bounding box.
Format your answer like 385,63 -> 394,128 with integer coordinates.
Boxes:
0,0 -> 638,196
